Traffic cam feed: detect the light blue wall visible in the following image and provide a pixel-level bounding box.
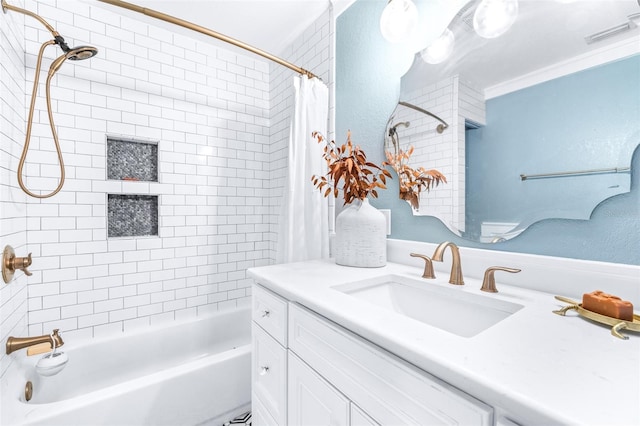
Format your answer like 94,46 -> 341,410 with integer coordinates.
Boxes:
336,0 -> 640,265
465,55 -> 640,240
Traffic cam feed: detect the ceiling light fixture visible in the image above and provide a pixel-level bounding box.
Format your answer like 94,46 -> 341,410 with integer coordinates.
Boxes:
380,0 -> 419,43
420,28 -> 455,64
473,0 -> 519,39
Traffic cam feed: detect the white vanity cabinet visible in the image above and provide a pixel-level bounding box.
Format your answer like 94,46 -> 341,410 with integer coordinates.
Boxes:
252,284 -> 493,425
252,284 -> 350,426
252,285 -> 288,425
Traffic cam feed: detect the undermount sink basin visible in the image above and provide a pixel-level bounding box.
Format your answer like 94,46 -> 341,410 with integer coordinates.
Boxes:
334,275 -> 523,337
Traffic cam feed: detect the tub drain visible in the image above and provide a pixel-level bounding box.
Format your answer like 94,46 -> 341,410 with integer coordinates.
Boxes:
25,381 -> 33,402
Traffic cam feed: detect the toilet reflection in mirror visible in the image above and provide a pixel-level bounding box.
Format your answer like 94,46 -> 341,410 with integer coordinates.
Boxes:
385,0 -> 640,243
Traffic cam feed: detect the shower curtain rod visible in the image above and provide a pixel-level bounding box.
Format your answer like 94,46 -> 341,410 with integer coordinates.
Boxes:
96,0 -> 318,79
398,101 -> 449,134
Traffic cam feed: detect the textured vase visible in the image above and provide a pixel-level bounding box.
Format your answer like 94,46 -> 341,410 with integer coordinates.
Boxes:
334,198 -> 387,267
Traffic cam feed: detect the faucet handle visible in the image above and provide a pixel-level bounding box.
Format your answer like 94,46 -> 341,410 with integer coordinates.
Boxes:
14,253 -> 33,276
481,266 -> 521,293
410,253 -> 435,279
3,245 -> 33,283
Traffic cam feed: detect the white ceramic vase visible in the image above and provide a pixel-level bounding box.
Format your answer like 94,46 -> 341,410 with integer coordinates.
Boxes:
334,198 -> 386,268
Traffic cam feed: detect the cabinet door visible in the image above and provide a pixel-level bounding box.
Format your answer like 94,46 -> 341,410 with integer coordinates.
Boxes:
496,416 -> 522,426
252,324 -> 287,425
289,304 -> 493,425
252,393 -> 279,426
351,404 -> 380,426
288,352 -> 349,426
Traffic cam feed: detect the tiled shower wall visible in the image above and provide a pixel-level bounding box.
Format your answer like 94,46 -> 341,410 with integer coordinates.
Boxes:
400,75 -> 484,232
0,0 -> 28,378
0,0 -> 333,377
398,78 -> 461,229
19,0 -> 274,343
19,0 -> 272,341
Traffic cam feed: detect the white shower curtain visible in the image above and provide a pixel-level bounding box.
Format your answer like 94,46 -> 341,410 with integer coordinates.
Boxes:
276,76 -> 329,264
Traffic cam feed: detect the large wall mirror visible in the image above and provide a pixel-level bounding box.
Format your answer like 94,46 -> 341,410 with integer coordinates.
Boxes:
384,0 -> 640,243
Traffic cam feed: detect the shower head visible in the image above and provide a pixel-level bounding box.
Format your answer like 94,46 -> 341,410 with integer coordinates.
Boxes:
48,46 -> 98,76
66,46 -> 98,61
52,35 -> 98,60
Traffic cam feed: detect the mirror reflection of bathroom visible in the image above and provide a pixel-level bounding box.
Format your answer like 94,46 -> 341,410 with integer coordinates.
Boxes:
386,0 -> 640,242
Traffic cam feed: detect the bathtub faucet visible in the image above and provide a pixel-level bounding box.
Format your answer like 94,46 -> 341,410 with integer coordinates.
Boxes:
6,329 -> 64,355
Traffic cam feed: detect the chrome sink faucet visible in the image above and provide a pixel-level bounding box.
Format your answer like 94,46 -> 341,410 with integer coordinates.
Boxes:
432,241 -> 464,285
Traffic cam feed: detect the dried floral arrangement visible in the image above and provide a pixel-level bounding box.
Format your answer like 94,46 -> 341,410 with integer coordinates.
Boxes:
385,145 -> 447,210
312,131 -> 392,205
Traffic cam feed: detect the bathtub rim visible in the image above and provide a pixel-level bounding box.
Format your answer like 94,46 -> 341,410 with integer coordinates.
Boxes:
1,306 -> 251,425
19,344 -> 252,425
60,305 -> 251,352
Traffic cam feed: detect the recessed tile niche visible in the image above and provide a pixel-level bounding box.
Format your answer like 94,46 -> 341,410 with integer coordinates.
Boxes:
107,137 -> 158,182
107,137 -> 159,238
108,194 -> 159,238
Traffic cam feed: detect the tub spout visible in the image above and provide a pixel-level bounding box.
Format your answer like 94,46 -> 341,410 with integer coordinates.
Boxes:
6,329 -> 64,355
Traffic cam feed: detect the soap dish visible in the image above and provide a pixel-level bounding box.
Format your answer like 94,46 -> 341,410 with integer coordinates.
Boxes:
553,295 -> 640,340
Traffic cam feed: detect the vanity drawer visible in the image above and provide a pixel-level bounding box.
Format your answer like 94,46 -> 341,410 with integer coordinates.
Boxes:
288,304 -> 493,425
253,284 -> 288,345
252,323 -> 287,425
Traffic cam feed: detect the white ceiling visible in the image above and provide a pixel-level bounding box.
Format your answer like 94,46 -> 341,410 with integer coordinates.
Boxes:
97,0 -> 341,57
94,0 -> 639,92
403,0 -> 640,95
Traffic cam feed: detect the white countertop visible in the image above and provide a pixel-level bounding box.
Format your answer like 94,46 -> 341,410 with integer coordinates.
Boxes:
248,259 -> 640,425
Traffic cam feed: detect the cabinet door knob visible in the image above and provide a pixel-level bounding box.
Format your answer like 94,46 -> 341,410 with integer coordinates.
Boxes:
261,309 -> 270,318
259,366 -> 270,376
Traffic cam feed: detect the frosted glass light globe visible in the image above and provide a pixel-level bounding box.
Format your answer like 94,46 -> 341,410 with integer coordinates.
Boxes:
380,0 -> 419,43
473,0 -> 519,39
420,29 -> 455,64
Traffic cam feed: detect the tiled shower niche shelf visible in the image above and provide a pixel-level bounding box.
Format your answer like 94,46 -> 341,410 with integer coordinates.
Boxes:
108,194 -> 158,238
107,137 -> 158,182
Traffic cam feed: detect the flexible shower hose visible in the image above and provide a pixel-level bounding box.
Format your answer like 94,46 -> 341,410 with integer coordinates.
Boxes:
18,39 -> 66,199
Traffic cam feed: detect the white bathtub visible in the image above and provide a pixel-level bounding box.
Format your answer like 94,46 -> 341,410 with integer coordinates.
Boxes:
2,308 -> 251,426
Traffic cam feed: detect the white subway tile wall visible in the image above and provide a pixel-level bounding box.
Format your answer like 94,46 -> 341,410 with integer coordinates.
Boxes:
394,79 -> 459,227
0,0 -> 29,379
0,0 -> 332,377
398,74 -> 484,232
